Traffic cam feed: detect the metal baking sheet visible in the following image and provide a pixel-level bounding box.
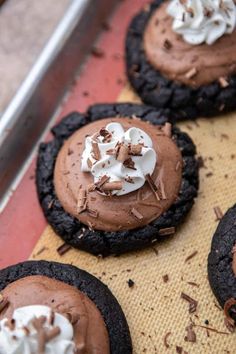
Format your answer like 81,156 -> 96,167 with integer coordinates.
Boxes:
0,0 -> 118,209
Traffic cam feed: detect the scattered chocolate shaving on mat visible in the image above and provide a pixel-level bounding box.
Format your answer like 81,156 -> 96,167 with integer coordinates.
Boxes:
130,207 -> 144,221
176,346 -> 188,354
77,189 -> 87,214
91,142 -> 101,161
184,324 -> 196,343
213,206 -> 224,221
123,157 -> 136,170
197,156 -> 205,168
231,244 -> 236,275
162,274 -> 169,283
127,279 -> 135,288
56,243 -> 72,256
0,294 -> 9,313
185,67 -> 197,79
194,324 -> 229,335
163,331 -> 171,348
187,282 -> 199,288
117,145 -> 129,162
206,172 -> 213,177
102,181 -> 123,191
185,250 -> 198,263
218,77 -> 229,88
162,122 -> 172,137
159,227 -> 175,236
224,298 -> 236,332
145,174 -> 160,201
91,46 -> 105,58
181,292 -> 198,313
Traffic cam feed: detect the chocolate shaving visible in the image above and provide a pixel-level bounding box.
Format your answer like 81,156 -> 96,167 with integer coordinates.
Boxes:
125,176 -> 134,184
129,144 -> 142,156
32,316 -> 47,331
5,318 -> 15,331
219,77 -> 229,88
213,206 -> 224,221
163,331 -> 171,348
158,178 -> 167,200
163,39 -> 172,50
117,144 -> 129,163
102,181 -> 123,191
194,324 -> 229,335
37,329 -> 46,353
99,128 -> 112,142
95,175 -> 110,189
185,67 -> 197,79
46,327 -> 61,341
162,122 -> 172,137
130,207 -> 144,221
184,324 -> 196,342
49,311 -> 55,326
106,148 -> 116,156
224,298 -> 236,332
123,157 -> 136,170
187,281 -> 199,288
159,227 -> 175,236
185,250 -> 198,263
127,279 -> 135,288
91,142 -> 101,161
181,292 -> 198,313
0,295 -> 9,313
87,208 -> 99,218
87,158 -> 92,168
77,189 -> 87,214
175,161 -> 181,171
56,243 -> 72,256
145,174 -> 160,201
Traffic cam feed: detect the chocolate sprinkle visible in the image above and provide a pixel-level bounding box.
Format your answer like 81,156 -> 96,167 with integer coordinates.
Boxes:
185,250 -> 198,263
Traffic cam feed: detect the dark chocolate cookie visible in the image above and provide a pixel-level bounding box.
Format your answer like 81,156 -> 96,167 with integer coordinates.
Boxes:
36,103 -> 199,256
0,260 -> 132,354
208,204 -> 236,320
125,0 -> 236,120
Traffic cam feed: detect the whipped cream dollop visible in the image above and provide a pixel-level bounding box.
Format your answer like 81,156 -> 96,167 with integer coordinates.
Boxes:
0,305 -> 75,354
167,0 -> 236,45
81,122 -> 156,196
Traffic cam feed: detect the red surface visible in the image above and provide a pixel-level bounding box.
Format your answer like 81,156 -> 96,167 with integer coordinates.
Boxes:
0,0 -> 147,268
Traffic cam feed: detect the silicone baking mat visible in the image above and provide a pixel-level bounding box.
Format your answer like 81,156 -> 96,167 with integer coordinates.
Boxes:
31,85 -> 236,353
1,0 -> 236,352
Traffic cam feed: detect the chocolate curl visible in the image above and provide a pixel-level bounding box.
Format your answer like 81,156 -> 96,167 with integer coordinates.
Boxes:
77,189 -> 87,214
95,175 -> 110,189
99,128 -> 112,142
87,158 -> 92,169
117,144 -> 129,163
145,174 -> 160,201
91,142 -> 101,161
185,67 -> 197,79
102,181 -> 123,191
123,157 -> 136,170
37,329 -> 46,354
129,144 -> 142,156
45,327 -> 61,342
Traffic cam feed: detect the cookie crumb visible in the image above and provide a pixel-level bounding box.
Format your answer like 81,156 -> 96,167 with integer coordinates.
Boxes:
213,206 -> 224,221
162,274 -> 169,283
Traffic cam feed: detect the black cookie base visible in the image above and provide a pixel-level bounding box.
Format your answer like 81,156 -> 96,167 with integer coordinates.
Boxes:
0,260 -> 132,354
36,103 -> 199,256
126,0 -> 236,120
208,204 -> 236,320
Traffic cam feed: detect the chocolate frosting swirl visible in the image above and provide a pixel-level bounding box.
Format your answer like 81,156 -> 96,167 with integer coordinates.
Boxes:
54,117 -> 182,232
0,276 -> 110,354
144,1 -> 236,87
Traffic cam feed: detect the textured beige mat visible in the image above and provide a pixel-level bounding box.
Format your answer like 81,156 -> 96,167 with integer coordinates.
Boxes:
31,86 -> 236,353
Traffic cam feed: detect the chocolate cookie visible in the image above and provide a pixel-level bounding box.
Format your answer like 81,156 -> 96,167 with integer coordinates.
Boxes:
126,0 -> 236,120
36,103 -> 199,256
208,204 -> 236,321
0,260 -> 132,353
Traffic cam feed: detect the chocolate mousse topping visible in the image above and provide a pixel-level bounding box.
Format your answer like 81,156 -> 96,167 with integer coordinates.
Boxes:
0,275 -> 110,354
143,1 -> 236,87
54,117 -> 183,232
